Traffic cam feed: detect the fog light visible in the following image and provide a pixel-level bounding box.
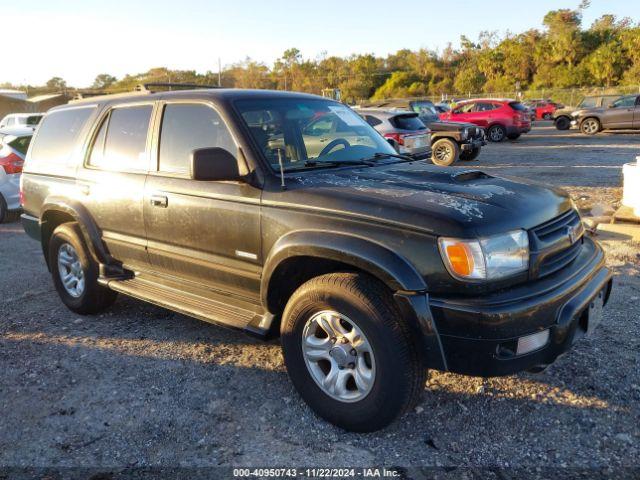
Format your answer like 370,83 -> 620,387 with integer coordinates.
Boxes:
516,329 -> 550,355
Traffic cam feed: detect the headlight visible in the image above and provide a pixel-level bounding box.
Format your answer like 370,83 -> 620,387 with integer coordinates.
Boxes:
460,128 -> 468,140
438,230 -> 529,281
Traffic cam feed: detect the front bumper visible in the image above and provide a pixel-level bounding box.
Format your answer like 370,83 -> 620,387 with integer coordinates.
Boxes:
398,237 -> 613,377
461,137 -> 486,151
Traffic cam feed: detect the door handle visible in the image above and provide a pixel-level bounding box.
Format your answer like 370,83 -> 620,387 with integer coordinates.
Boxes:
150,195 -> 168,208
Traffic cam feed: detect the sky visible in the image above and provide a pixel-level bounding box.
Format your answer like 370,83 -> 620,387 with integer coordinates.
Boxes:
3,0 -> 638,88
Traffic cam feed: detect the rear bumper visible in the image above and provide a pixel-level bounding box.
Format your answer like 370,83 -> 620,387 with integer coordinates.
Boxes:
401,237 -> 613,377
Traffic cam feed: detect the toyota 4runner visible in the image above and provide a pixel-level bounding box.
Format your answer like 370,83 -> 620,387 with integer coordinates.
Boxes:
21,86 -> 613,432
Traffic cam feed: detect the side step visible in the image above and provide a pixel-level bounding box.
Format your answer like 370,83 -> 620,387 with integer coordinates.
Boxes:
101,276 -> 258,331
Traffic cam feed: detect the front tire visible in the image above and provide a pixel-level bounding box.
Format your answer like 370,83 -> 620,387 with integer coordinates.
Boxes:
49,222 -> 117,314
281,273 -> 427,432
487,124 -> 506,142
580,118 -> 601,135
459,146 -> 481,161
431,138 -> 459,166
555,116 -> 570,130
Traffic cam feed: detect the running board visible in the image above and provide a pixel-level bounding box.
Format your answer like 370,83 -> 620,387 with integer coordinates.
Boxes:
100,275 -> 260,331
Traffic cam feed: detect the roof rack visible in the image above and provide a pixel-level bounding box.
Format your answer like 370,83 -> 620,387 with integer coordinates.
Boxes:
136,83 -> 220,92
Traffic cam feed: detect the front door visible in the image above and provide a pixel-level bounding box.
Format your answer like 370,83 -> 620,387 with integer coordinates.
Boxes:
143,101 -> 262,301
602,96 -> 636,128
76,103 -> 154,271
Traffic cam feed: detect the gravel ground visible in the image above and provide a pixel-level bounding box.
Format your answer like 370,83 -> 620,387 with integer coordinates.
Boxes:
0,122 -> 639,475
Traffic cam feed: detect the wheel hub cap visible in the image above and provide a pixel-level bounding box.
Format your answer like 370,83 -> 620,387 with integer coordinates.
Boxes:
57,243 -> 85,298
301,310 -> 376,403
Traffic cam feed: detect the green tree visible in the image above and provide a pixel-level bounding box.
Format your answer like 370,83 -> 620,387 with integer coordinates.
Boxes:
92,74 -> 117,89
46,77 -> 67,90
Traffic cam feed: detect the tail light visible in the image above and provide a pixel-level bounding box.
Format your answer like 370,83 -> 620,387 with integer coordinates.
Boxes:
384,132 -> 407,145
0,151 -> 24,174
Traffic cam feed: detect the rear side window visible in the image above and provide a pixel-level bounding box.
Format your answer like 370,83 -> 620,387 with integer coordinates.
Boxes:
29,107 -> 95,165
391,114 -> 425,131
8,136 -> 32,155
364,115 -> 382,127
158,103 -> 236,174
89,105 -> 152,171
612,96 -> 636,108
26,115 -> 42,126
509,102 -> 527,111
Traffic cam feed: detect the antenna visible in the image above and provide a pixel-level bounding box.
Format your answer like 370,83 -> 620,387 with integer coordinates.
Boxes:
277,149 -> 287,190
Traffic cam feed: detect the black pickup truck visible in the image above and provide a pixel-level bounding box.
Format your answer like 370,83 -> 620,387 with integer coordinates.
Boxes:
21,87 -> 612,432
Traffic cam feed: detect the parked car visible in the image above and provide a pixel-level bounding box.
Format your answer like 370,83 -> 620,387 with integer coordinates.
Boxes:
571,94 -> 640,135
359,100 -> 486,165
553,95 -> 622,130
21,87 -> 613,432
525,100 -> 559,120
0,128 -> 32,222
0,113 -> 43,130
439,99 -> 531,142
343,109 -> 431,159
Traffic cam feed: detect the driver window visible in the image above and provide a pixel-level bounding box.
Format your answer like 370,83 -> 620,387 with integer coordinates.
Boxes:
456,103 -> 475,113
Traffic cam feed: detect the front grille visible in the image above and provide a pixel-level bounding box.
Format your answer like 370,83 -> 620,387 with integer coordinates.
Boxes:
530,209 -> 584,279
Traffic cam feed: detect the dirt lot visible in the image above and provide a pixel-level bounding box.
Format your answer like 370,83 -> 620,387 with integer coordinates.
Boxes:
0,122 -> 639,474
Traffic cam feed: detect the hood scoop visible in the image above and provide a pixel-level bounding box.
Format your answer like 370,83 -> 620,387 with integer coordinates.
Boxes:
451,170 -> 493,183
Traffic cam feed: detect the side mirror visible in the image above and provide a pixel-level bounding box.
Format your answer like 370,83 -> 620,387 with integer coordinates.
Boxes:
190,147 -> 242,181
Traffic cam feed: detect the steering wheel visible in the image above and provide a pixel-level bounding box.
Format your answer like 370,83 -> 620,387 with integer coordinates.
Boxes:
319,138 -> 350,157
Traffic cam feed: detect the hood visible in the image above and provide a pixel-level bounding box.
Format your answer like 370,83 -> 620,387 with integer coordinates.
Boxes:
283,162 -> 572,238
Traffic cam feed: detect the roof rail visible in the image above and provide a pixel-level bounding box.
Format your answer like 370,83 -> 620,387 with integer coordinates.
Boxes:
136,83 -> 220,92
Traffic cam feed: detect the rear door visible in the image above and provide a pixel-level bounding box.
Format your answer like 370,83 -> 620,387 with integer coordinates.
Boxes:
77,103 -> 154,271
143,100 -> 262,301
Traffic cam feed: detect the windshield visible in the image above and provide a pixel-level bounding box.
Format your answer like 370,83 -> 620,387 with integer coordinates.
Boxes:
578,97 -> 596,108
235,98 -> 397,172
8,135 -> 32,155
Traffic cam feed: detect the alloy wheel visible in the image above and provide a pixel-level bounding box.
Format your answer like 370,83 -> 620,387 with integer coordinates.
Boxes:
301,310 -> 376,403
57,243 -> 85,298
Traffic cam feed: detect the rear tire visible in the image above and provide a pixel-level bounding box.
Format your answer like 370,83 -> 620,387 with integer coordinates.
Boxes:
431,138 -> 459,166
555,116 -> 570,130
459,146 -> 481,161
49,222 -> 117,314
487,124 -> 506,142
281,273 -> 427,432
580,118 -> 601,135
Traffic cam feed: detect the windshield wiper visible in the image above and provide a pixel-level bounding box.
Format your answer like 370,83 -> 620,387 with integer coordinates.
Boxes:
359,152 -> 415,162
304,158 -> 375,167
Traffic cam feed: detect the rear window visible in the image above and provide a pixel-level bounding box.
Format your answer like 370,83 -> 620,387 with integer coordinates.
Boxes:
508,102 -> 527,111
391,114 -> 425,131
363,115 -> 382,127
29,107 -> 95,165
8,136 -> 32,155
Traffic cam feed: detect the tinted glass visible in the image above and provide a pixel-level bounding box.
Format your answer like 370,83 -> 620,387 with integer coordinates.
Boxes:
364,115 -> 382,127
392,114 -> 425,130
26,115 -> 42,126
159,103 -> 236,174
102,106 -> 152,170
509,102 -> 527,111
29,107 -> 95,164
8,135 -> 32,155
235,98 -> 395,171
612,96 -> 636,108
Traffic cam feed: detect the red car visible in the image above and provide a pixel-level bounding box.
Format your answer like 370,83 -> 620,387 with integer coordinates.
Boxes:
440,99 -> 531,142
530,100 -> 559,120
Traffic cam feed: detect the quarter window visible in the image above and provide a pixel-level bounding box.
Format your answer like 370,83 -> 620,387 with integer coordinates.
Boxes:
158,103 -> 236,174
89,105 -> 152,170
29,107 -> 95,165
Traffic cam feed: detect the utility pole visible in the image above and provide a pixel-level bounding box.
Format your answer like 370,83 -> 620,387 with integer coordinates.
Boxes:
218,58 -> 222,87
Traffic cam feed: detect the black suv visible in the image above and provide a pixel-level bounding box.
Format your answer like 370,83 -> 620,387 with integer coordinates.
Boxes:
21,87 -> 612,432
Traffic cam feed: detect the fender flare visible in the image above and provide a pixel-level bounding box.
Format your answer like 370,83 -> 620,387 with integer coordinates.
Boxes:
39,197 -> 114,266
260,230 -> 427,307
